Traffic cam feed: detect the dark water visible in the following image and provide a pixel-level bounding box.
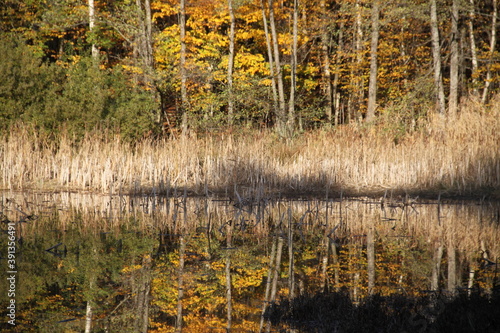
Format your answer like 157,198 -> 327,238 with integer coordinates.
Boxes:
1,191 -> 499,332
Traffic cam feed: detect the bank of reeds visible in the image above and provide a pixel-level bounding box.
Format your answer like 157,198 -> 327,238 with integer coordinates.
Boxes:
1,98 -> 499,198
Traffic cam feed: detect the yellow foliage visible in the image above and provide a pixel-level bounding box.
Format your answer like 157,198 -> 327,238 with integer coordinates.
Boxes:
121,64 -> 144,76
121,264 -> 143,274
152,0 -> 178,18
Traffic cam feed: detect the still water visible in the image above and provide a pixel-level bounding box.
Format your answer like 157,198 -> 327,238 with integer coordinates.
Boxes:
1,190 -> 499,332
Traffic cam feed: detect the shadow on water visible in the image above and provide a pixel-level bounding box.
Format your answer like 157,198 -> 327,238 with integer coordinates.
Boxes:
0,191 -> 499,332
266,290 -> 500,333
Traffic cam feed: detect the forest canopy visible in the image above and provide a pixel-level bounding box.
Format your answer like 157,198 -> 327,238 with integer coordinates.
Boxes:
1,0 -> 499,138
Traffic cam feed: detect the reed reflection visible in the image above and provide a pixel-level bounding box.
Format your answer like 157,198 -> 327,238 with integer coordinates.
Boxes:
0,191 -> 498,332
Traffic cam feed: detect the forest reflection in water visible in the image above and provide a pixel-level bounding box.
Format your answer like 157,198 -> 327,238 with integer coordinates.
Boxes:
0,190 -> 499,332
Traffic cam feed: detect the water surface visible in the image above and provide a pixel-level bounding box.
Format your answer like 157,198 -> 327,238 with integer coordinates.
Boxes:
1,191 -> 499,332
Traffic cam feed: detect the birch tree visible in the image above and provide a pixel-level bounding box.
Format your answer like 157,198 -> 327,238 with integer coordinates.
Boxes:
227,0 -> 236,125
449,0 -> 459,115
175,236 -> 186,333
179,0 -> 188,132
333,21 -> 344,125
366,0 -> 380,122
268,0 -> 287,135
367,226 -> 375,295
468,0 -> 479,95
320,0 -> 333,124
88,0 -> 99,61
430,0 -> 446,114
260,0 -> 278,124
481,0 -> 498,103
287,0 -> 298,133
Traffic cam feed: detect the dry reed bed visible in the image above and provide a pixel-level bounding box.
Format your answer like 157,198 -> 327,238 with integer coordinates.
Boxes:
1,102 -> 499,197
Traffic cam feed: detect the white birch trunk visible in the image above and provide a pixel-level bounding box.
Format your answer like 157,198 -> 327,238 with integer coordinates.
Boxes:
366,0 -> 380,122
468,0 -> 479,95
89,0 -> 99,60
179,0 -> 188,132
430,0 -> 446,114
481,0 -> 498,103
449,0 -> 459,115
269,0 -> 287,135
227,0 -> 236,125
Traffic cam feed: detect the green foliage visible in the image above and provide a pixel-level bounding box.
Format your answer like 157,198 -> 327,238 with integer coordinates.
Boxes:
0,34 -> 62,131
0,33 -> 158,140
3,0 -> 500,136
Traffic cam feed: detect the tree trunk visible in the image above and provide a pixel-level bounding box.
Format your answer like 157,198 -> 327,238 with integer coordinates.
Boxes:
179,0 -> 188,133
144,0 -> 153,70
366,0 -> 380,122
260,0 -> 278,125
320,237 -> 329,292
481,0 -> 497,104
320,0 -> 333,125
270,236 -> 284,302
85,255 -> 96,333
287,0 -> 298,134
333,21 -> 344,125
175,236 -> 186,333
134,255 -> 152,333
349,0 -> 364,122
84,301 -> 92,333
268,0 -> 287,136
431,242 -> 443,291
266,235 -> 283,333
329,240 -> 340,291
468,0 -> 479,95
288,209 -> 295,299
367,226 -> 375,295
467,261 -> 476,297
349,243 -> 361,304
430,0 -> 446,114
447,239 -> 457,297
225,250 -> 233,331
88,0 -> 99,60
225,218 -> 233,331
259,236 -> 277,333
136,0 -> 155,95
449,0 -> 459,115
227,0 -> 236,125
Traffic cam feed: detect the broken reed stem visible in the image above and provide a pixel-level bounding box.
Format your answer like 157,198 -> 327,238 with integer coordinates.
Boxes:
1,102 -> 499,197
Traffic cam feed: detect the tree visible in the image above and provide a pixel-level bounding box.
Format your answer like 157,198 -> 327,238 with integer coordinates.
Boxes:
227,0 -> 236,125
179,0 -> 188,132
88,0 -> 99,61
345,0 -> 367,122
430,0 -> 446,114
481,0 -> 498,103
468,0 -> 479,95
260,0 -> 279,125
287,0 -> 299,133
4,0 -> 500,135
332,20 -> 345,126
320,0 -> 333,125
449,0 -> 459,115
366,0 -> 380,122
268,0 -> 287,135
367,226 -> 375,295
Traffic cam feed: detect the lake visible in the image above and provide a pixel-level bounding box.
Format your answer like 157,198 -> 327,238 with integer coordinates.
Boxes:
1,190 -> 499,332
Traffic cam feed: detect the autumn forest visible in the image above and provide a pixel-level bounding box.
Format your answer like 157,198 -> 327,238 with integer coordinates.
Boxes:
1,1 -> 500,332
1,0 -> 499,137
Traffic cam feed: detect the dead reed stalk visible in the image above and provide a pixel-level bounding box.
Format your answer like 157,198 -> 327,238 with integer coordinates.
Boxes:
1,101 -> 499,198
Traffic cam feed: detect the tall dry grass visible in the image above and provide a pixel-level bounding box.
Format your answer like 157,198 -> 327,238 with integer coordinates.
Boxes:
1,98 -> 499,198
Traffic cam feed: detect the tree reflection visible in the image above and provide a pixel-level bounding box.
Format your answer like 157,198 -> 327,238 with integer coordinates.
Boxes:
0,192 -> 498,332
